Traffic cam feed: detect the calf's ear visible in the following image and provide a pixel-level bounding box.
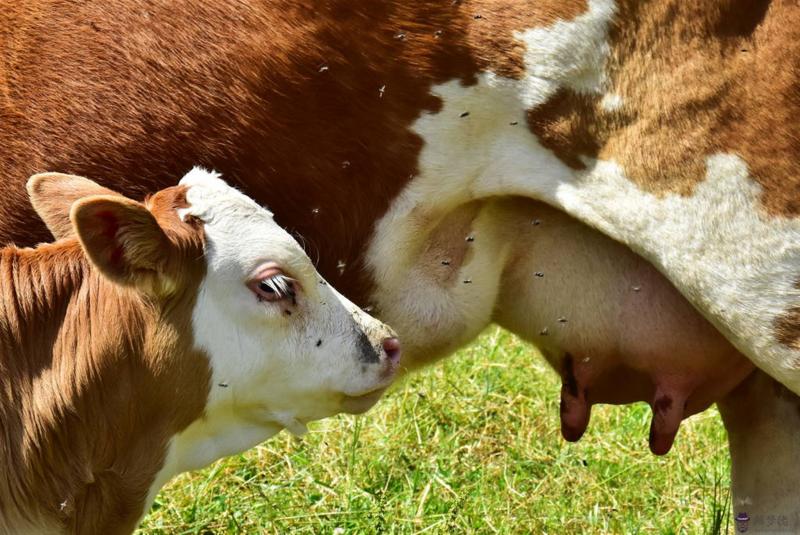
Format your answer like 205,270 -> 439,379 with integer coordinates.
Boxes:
71,195 -> 174,291
27,173 -> 123,240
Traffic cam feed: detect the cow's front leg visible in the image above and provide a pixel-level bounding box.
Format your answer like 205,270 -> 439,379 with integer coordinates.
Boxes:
718,370 -> 800,534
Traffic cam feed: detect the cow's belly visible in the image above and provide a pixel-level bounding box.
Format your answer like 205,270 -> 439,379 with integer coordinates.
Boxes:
368,196 -> 753,454
493,199 -> 753,454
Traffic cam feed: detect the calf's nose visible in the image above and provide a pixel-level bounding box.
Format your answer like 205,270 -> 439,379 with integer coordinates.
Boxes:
381,337 -> 401,364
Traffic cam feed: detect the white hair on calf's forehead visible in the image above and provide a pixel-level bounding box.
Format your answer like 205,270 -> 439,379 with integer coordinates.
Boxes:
178,167 -> 274,222
176,166 -> 314,279
179,166 -> 223,187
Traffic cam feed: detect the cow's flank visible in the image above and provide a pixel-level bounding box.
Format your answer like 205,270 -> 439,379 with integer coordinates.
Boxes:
0,0 -> 589,302
529,0 -> 800,216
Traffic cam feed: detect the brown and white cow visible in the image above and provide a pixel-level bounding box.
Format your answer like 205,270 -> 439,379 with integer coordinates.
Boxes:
0,169 -> 400,534
2,0 -> 798,526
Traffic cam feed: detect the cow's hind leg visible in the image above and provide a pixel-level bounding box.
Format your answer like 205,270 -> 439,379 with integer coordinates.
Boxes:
718,369 -> 800,534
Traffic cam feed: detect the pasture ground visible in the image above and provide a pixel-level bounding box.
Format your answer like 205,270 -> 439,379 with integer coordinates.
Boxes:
138,327 -> 732,534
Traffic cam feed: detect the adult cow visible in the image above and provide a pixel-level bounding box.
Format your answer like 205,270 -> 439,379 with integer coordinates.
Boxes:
2,0 -> 798,527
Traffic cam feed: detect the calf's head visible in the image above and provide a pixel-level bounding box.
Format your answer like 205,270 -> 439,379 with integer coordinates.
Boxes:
28,168 -> 400,467
172,169 -> 402,429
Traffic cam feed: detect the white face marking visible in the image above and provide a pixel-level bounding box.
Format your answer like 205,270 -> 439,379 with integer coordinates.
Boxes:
366,0 -> 800,392
146,168 -> 397,508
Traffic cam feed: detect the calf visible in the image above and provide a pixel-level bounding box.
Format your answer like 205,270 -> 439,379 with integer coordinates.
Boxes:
0,169 -> 400,534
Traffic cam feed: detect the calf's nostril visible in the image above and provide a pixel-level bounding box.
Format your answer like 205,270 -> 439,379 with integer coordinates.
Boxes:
381,337 -> 401,363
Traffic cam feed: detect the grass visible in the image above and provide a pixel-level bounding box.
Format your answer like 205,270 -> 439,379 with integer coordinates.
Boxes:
137,327 -> 732,534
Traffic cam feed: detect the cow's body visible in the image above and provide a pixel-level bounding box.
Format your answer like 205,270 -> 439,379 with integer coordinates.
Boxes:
2,0 -> 798,523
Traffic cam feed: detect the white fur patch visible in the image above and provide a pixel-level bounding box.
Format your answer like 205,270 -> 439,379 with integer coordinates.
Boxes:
600,92 -> 624,111
557,155 -> 800,389
514,0 -> 616,106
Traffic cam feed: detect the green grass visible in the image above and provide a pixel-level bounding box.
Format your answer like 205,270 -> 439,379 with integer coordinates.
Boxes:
138,328 -> 732,534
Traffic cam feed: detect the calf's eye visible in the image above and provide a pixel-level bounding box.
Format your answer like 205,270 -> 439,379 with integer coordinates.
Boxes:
259,280 -> 277,295
248,267 -> 298,304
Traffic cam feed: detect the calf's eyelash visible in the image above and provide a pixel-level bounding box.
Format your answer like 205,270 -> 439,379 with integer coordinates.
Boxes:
259,274 -> 296,299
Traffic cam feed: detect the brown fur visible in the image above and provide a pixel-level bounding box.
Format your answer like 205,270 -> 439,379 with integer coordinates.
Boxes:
774,279 -> 800,351
527,0 -> 800,216
454,0 -> 588,79
0,3 -> 797,377
27,173 -> 124,240
0,186 -> 210,534
0,0 -> 584,307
